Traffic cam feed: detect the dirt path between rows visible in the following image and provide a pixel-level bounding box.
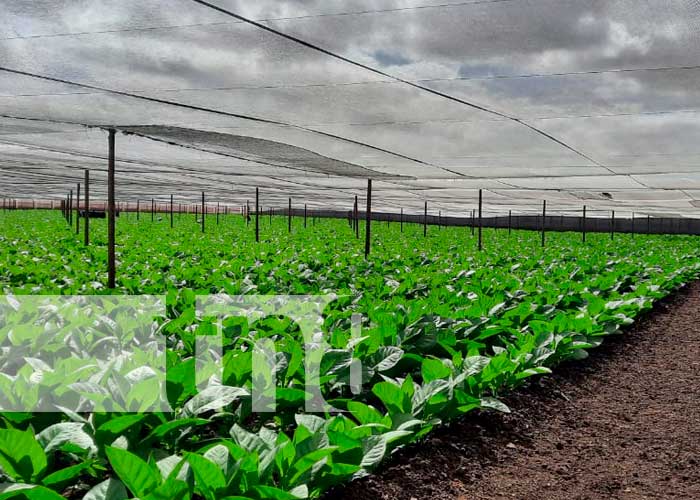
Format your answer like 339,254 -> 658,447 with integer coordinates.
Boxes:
331,281 -> 700,500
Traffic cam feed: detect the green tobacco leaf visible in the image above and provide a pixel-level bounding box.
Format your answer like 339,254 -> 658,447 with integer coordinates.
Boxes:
421,358 -> 451,383
82,478 -> 128,500
181,386 -> 249,417
186,453 -> 226,500
105,446 -> 160,498
0,428 -> 48,483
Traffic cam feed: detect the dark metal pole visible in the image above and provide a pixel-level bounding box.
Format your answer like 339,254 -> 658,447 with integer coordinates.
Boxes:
582,205 -> 587,243
288,197 -> 292,232
478,189 -> 483,251
631,212 -> 635,237
400,207 -> 403,233
647,214 -> 651,234
216,202 -> 220,225
255,188 -> 260,243
68,190 -> 73,226
353,195 -> 358,237
423,201 -> 428,237
151,198 -> 154,222
508,210 -> 512,235
136,199 -> 140,221
170,195 -> 174,228
365,179 -> 372,257
107,129 -> 116,289
246,200 -> 250,226
76,183 -> 81,234
304,203 -> 307,228
611,210 -> 615,240
84,170 -> 90,246
201,191 -> 205,233
541,200 -> 546,248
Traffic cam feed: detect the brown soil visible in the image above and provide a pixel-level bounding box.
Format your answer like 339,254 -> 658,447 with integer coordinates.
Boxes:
329,282 -> 700,500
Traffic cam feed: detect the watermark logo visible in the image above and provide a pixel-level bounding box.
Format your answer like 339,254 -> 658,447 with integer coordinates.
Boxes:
0,294 -> 361,413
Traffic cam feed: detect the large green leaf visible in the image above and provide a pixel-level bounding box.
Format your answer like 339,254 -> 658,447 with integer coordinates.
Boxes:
0,429 -> 48,483
105,446 -> 160,498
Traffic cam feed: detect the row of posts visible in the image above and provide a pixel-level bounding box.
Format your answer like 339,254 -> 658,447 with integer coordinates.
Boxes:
19,130 -> 661,289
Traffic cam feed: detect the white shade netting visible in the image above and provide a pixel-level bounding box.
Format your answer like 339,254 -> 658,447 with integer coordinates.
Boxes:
2,0 -> 700,217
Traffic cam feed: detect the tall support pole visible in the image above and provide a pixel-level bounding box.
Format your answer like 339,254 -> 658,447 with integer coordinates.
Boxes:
151,198 -> 154,222
610,210 -> 615,240
541,200 -> 546,248
76,183 -> 81,234
478,189 -> 483,251
246,200 -> 250,226
288,198 -> 292,233
170,195 -> 174,228
269,207 -> 272,225
647,214 -> 651,234
364,179 -> 372,257
201,191 -> 205,233
423,201 -> 428,237
84,170 -> 90,246
216,202 -> 220,225
355,196 -> 360,238
255,188 -> 260,243
611,210 -> 615,240
68,190 -> 73,226
438,210 -> 441,229
582,205 -> 587,243
400,207 -> 403,233
304,203 -> 308,228
136,199 -> 140,221
508,210 -> 512,235
107,129 -> 116,289
631,212 -> 635,237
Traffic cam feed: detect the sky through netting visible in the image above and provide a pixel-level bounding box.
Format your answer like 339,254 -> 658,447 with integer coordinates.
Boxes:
2,0 -> 700,217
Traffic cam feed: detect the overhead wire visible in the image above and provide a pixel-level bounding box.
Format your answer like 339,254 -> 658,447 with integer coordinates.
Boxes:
187,0 -> 611,173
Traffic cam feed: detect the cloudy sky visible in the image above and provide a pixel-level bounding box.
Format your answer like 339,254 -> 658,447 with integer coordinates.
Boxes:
2,0 -> 700,215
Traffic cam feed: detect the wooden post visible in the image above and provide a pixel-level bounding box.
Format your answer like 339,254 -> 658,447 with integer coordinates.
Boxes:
170,195 -> 174,228
478,189 -> 483,251
255,188 -> 260,242
611,210 -> 615,240
76,183 -> 81,234
582,205 -> 587,243
508,210 -> 512,235
365,179 -> 372,257
541,200 -> 546,248
84,170 -> 90,246
288,198 -> 292,232
423,201 -> 428,237
201,191 -> 205,233
107,129 -> 116,289
400,207 -> 403,233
